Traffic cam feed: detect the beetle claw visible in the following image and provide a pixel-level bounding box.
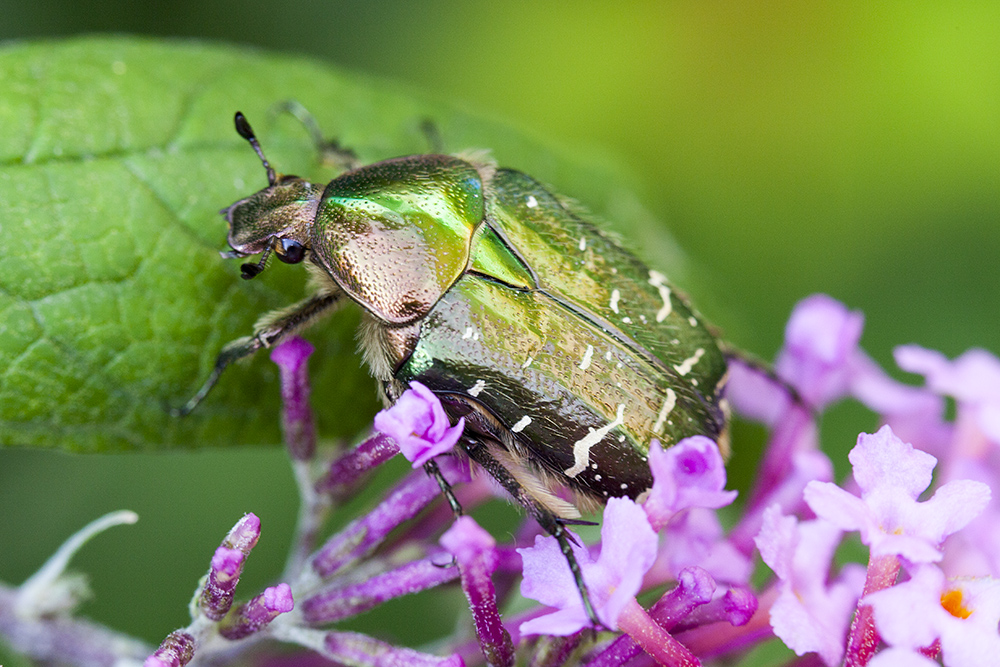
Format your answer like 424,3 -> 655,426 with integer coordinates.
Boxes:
559,517 -> 599,527
432,555 -> 458,569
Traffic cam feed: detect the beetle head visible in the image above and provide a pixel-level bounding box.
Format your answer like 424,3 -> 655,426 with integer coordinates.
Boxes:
222,112 -> 323,280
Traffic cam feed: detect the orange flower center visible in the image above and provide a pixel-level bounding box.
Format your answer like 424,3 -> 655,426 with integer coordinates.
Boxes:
940,588 -> 972,619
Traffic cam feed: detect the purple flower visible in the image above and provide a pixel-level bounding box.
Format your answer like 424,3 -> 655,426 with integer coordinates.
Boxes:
896,345 -> 1000,445
441,516 -> 514,667
144,631 -> 194,667
755,506 -> 866,666
731,294 -> 942,431
270,337 -> 317,460
374,381 -> 465,468
774,293 -> 865,409
652,508 -> 752,585
804,426 -> 990,563
219,583 -> 294,640
302,553 -> 460,624
311,465 -> 455,577
223,513 -> 261,554
318,433 -> 400,496
199,514 -> 261,620
866,564 -> 1000,666
729,448 -> 833,556
518,497 -> 658,635
643,437 -> 737,532
649,566 -> 718,628
200,546 -> 246,620
674,583 -> 758,631
321,631 -> 464,667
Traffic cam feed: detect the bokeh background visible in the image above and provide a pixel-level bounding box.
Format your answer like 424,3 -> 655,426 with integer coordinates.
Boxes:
2,1 -> 998,661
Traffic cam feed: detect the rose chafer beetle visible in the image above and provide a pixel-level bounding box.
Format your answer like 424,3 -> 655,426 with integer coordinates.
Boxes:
181,111 -> 729,625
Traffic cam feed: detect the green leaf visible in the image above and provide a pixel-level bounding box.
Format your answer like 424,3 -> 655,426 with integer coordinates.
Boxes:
0,36 -> 686,452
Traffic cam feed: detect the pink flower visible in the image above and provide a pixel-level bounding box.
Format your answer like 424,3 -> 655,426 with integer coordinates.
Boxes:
896,345 -> 1000,445
775,294 -> 865,409
653,509 -> 752,585
373,382 -> 465,468
866,565 -> 1000,667
756,506 -> 865,666
518,497 -> 658,635
804,425 -> 990,562
440,517 -> 513,667
643,437 -> 737,532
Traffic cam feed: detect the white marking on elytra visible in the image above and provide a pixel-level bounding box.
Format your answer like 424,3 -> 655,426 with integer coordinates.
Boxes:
565,403 -> 626,478
688,316 -> 698,327
526,195 -> 538,208
579,344 -> 595,371
652,388 -> 677,435
591,463 -> 598,469
511,416 -> 532,432
462,327 -> 474,339
468,380 -> 486,397
648,270 -> 673,322
604,351 -> 613,361
521,356 -> 534,369
620,483 -> 628,490
579,237 -> 587,251
622,316 -> 632,324
609,289 -> 621,314
595,474 -> 602,481
618,434 -> 626,443
674,348 -> 705,376
473,331 -> 480,341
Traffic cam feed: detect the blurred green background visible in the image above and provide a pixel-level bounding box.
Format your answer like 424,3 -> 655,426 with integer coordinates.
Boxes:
1,0 -> 998,660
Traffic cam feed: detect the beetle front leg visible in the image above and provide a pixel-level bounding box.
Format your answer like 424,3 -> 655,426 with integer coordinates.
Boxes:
172,289 -> 345,416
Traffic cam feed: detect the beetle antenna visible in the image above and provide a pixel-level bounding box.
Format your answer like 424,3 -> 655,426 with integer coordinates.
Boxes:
234,111 -> 277,186
240,244 -> 273,280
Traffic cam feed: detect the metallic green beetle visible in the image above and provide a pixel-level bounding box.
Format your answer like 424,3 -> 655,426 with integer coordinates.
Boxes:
184,111 -> 729,622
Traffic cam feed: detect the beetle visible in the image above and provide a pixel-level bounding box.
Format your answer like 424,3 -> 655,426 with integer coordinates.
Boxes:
180,111 -> 729,625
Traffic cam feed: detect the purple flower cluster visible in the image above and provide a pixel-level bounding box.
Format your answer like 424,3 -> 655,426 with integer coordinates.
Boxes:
3,293 -> 998,667
740,295 -> 998,667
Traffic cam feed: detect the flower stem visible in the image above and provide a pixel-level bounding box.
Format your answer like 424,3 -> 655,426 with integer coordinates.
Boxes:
843,554 -> 900,667
615,598 -> 700,667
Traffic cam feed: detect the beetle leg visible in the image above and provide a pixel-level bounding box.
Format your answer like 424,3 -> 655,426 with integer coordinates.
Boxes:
423,458 -> 464,517
459,435 -> 607,631
721,346 -> 811,410
552,521 -> 606,632
172,290 -> 345,416
270,100 -> 362,172
421,457 -> 464,570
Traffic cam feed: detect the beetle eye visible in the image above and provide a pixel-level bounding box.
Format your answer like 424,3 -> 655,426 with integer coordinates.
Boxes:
278,238 -> 305,264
